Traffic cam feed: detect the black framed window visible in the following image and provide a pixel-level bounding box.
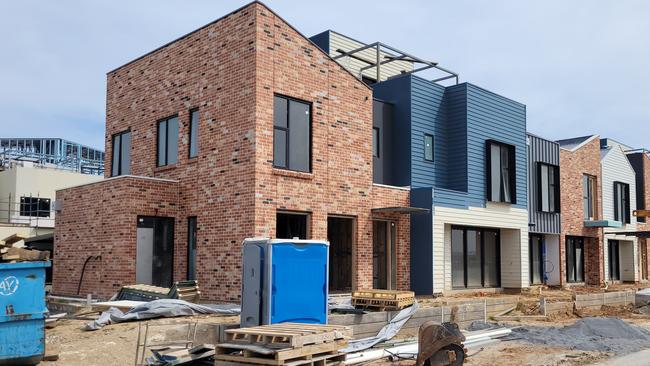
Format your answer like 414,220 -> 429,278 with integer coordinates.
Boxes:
583,174 -> 596,220
608,240 -> 620,281
424,134 -> 434,162
111,130 -> 131,176
188,109 -> 199,158
273,95 -> 311,172
451,226 -> 500,289
157,116 -> 179,167
276,211 -> 309,239
486,140 -> 516,203
614,181 -> 630,223
566,236 -> 584,283
372,127 -> 380,158
187,216 -> 197,281
529,234 -> 544,285
19,197 -> 51,217
538,163 -> 560,213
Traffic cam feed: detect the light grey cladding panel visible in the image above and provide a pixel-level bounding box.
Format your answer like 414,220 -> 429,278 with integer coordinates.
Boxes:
328,31 -> 413,81
601,141 -> 637,224
527,133 -> 561,234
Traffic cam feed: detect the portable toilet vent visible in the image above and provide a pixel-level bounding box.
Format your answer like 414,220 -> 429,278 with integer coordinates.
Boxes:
240,238 -> 329,328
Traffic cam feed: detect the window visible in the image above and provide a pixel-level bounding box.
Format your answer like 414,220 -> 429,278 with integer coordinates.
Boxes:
614,182 -> 630,223
424,134 -> 434,162
583,175 -> 596,220
19,197 -> 51,217
273,95 -> 311,172
566,236 -> 584,283
111,130 -> 131,176
187,217 -> 197,281
451,226 -> 500,289
372,127 -> 380,158
188,109 -> 199,158
486,141 -> 516,203
608,240 -> 620,281
157,116 -> 179,167
538,163 -> 560,213
276,212 -> 309,239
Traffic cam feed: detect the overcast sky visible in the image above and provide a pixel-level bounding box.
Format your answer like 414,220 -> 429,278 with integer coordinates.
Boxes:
1,1 -> 649,150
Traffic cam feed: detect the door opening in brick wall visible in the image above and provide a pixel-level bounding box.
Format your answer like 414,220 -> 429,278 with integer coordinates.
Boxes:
608,239 -> 621,281
327,216 -> 354,292
373,220 -> 396,290
276,211 -> 309,239
136,216 -> 174,287
566,236 -> 585,283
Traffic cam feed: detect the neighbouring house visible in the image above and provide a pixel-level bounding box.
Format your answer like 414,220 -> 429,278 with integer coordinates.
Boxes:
526,133 -> 561,286
53,1 -> 415,301
311,31 -> 530,295
557,135 -> 605,286
599,138 -> 638,283
625,148 -> 650,281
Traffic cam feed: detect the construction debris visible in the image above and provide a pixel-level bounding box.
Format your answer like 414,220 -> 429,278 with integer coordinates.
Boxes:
0,233 -> 27,247
351,289 -> 415,311
214,323 -> 350,365
115,280 -> 201,303
147,344 -> 216,366
1,246 -> 50,262
84,299 -> 240,330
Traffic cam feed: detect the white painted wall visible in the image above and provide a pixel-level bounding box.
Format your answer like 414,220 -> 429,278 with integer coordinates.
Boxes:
434,202 -> 529,293
544,234 -> 561,285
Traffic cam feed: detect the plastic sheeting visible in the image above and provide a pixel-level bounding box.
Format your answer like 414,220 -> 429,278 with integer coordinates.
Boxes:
84,299 -> 240,331
340,300 -> 419,353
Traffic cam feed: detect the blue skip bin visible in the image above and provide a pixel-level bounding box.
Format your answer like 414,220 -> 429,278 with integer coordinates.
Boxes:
0,261 -> 50,365
241,239 -> 329,328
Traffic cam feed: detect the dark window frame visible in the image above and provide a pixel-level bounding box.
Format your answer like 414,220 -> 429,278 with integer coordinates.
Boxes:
276,211 -> 311,239
537,162 -> 560,213
583,174 -> 597,220
486,140 -> 517,204
187,216 -> 198,280
424,133 -> 434,162
613,181 -> 631,224
372,127 -> 380,158
529,234 -> 545,285
565,236 -> 585,283
451,225 -> 501,289
188,108 -> 199,159
19,196 -> 51,218
273,94 -> 312,173
157,115 -> 179,167
111,129 -> 131,177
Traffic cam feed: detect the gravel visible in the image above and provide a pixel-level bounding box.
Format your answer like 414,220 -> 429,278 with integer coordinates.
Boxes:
512,317 -> 650,354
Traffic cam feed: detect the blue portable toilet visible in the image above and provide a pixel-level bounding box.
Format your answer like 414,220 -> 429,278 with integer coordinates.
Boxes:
0,261 -> 50,365
240,238 -> 329,328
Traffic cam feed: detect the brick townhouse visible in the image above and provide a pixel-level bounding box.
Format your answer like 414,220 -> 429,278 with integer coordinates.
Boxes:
625,148 -> 650,281
53,1 -> 413,301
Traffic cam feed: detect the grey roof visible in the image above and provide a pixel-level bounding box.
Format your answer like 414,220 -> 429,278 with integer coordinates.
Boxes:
556,135 -> 598,151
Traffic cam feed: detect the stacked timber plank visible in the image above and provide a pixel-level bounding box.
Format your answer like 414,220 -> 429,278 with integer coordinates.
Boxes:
115,280 -> 200,302
214,323 -> 352,366
1,235 -> 49,263
351,289 -> 414,311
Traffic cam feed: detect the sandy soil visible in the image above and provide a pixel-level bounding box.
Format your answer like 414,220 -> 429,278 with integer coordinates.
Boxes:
43,314 -> 239,366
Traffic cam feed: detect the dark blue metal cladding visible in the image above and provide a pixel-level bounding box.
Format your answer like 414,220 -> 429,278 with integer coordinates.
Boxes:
308,30 -> 330,53
410,187 -> 434,294
465,83 -> 528,209
372,75 -> 413,187
527,133 -> 561,234
443,84 -> 468,192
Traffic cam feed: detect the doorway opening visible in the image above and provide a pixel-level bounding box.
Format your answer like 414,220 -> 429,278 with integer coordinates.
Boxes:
136,216 -> 174,287
566,236 -> 585,283
451,226 -> 500,289
373,220 -> 396,290
327,216 -> 354,292
529,234 -> 544,285
276,211 -> 310,239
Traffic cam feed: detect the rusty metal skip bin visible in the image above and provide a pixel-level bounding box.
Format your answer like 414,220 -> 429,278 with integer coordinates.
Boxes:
0,261 -> 50,365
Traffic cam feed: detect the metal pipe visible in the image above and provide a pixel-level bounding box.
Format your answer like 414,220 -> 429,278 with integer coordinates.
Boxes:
77,255 -> 101,295
333,42 -> 380,60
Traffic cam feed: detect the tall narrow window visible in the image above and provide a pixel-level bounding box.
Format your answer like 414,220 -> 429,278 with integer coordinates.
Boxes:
583,175 -> 596,220
614,182 -> 630,223
538,163 -> 560,213
566,236 -> 584,283
486,141 -> 516,203
188,109 -> 199,158
424,134 -> 434,162
111,130 -> 131,176
187,217 -> 197,281
273,95 -> 311,172
157,116 -> 179,166
372,127 -> 380,158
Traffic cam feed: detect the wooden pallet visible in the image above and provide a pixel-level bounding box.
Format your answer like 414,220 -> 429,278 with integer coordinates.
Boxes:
224,323 -> 351,347
215,347 -> 346,366
351,289 -> 415,310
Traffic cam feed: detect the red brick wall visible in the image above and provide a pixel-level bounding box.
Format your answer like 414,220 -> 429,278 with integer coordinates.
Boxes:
53,2 -> 412,300
53,177 -> 179,299
636,154 -> 650,279
559,137 -> 603,286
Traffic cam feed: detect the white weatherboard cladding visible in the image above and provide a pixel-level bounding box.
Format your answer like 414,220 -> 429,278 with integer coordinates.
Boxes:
601,143 -> 637,228
433,203 -> 529,293
328,32 -> 413,82
603,234 -> 638,282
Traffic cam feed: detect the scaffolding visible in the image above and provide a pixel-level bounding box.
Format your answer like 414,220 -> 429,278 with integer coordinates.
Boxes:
0,137 -> 104,175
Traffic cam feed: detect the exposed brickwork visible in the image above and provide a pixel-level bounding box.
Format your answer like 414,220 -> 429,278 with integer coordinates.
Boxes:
53,2 -> 411,301
559,137 -> 604,286
634,153 -> 650,279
